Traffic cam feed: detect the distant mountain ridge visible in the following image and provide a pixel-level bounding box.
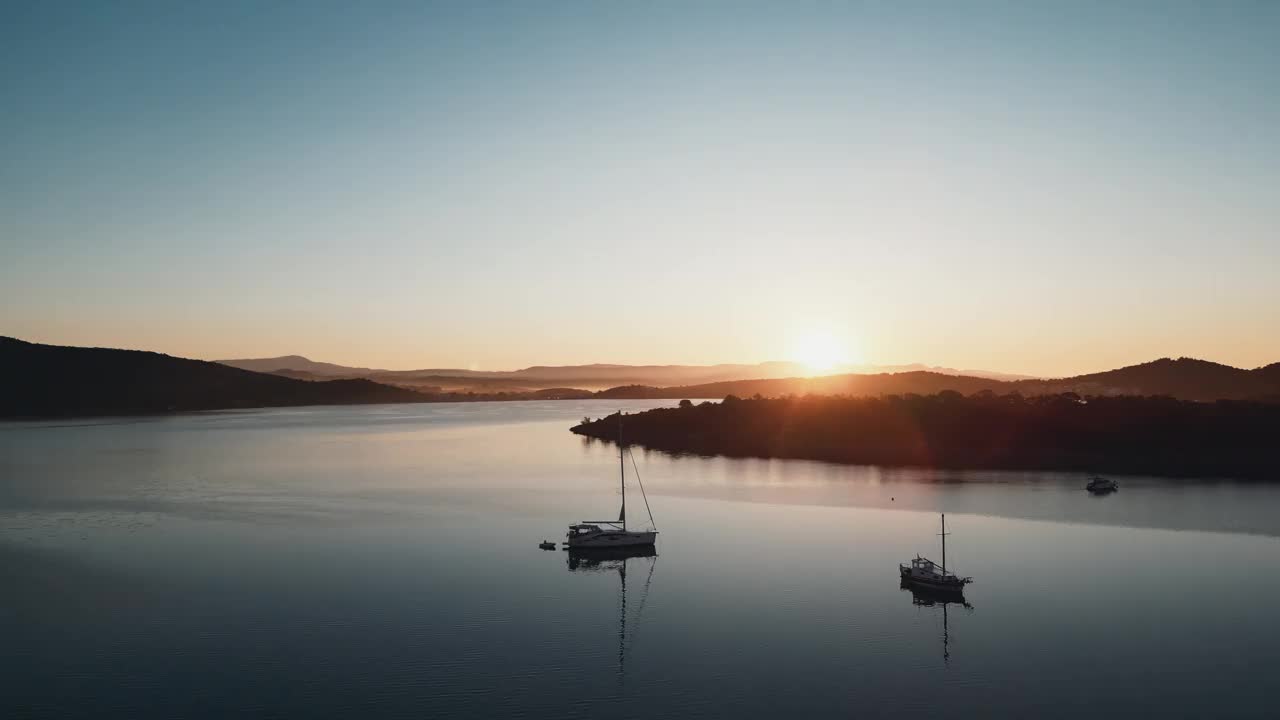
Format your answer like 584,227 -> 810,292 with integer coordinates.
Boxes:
215,355 -> 1034,392
596,357 -> 1280,403
220,352 -> 1280,401
214,357 -> 825,392
214,355 -> 386,376
5,337 -> 1276,419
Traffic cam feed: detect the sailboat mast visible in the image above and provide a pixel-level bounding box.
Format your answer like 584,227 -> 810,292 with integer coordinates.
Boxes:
941,513 -> 947,574
618,413 -> 626,531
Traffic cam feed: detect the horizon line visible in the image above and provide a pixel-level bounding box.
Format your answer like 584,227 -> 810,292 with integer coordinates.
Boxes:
6,335 -> 1277,380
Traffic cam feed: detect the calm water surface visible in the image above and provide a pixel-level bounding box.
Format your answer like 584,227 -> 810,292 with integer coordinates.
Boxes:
3,401 -> 1279,718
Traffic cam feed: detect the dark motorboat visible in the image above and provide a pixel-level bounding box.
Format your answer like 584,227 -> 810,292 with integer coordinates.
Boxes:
1087,476 -> 1119,494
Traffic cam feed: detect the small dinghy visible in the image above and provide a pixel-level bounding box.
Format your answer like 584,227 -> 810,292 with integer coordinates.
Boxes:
539,541 -> 557,550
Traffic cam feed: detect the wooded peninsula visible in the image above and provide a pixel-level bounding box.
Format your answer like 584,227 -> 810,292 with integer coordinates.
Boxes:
571,393 -> 1280,480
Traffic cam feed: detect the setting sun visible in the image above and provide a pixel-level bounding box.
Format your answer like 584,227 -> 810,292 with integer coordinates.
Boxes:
788,329 -> 855,374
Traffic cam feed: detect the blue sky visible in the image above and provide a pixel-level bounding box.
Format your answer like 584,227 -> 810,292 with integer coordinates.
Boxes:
2,1 -> 1277,374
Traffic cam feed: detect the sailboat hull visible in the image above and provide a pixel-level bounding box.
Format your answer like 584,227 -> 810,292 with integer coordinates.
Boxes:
566,530 -> 657,548
900,567 -> 969,593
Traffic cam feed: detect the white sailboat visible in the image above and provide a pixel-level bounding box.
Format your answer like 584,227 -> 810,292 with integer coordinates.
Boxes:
567,414 -> 658,549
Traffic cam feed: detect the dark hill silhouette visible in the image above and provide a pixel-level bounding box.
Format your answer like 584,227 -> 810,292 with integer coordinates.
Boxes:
1013,357 -> 1280,401
573,394 -> 1280,479
1250,362 -> 1280,400
0,337 -> 427,418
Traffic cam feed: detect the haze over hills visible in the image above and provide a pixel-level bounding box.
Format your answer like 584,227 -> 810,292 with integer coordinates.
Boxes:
599,371 -> 1007,400
218,357 -> 816,392
215,355 -> 1034,392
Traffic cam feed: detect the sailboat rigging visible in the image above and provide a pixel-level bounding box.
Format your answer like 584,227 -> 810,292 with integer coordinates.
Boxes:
566,413 -> 658,548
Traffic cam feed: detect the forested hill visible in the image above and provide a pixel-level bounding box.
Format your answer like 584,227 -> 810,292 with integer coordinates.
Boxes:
1012,358 -> 1280,402
572,394 -> 1280,479
0,337 -> 427,418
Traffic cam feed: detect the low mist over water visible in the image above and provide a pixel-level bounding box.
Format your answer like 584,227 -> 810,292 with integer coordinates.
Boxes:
4,401 -> 1279,718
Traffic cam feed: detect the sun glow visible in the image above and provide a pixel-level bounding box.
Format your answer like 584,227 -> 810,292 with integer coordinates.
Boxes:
788,328 -> 857,375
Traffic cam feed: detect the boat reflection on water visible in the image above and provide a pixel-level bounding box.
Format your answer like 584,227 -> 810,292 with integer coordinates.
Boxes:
565,546 -> 659,679
902,578 -> 972,608
565,545 -> 657,572
901,578 -> 973,664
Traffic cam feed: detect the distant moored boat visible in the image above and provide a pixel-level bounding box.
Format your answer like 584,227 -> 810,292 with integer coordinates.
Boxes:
1086,476 -> 1119,494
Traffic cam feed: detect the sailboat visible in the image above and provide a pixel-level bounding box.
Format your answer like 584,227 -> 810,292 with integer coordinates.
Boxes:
566,413 -> 658,549
899,513 -> 973,595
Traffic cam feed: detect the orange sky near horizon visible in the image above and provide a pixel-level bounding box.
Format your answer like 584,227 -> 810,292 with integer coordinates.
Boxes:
6,314 -> 1277,379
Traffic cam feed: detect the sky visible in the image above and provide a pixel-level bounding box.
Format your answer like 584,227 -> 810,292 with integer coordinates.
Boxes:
2,1 -> 1278,376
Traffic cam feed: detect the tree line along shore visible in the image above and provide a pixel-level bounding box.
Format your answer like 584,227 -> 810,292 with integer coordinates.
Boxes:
571,393 -> 1280,480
